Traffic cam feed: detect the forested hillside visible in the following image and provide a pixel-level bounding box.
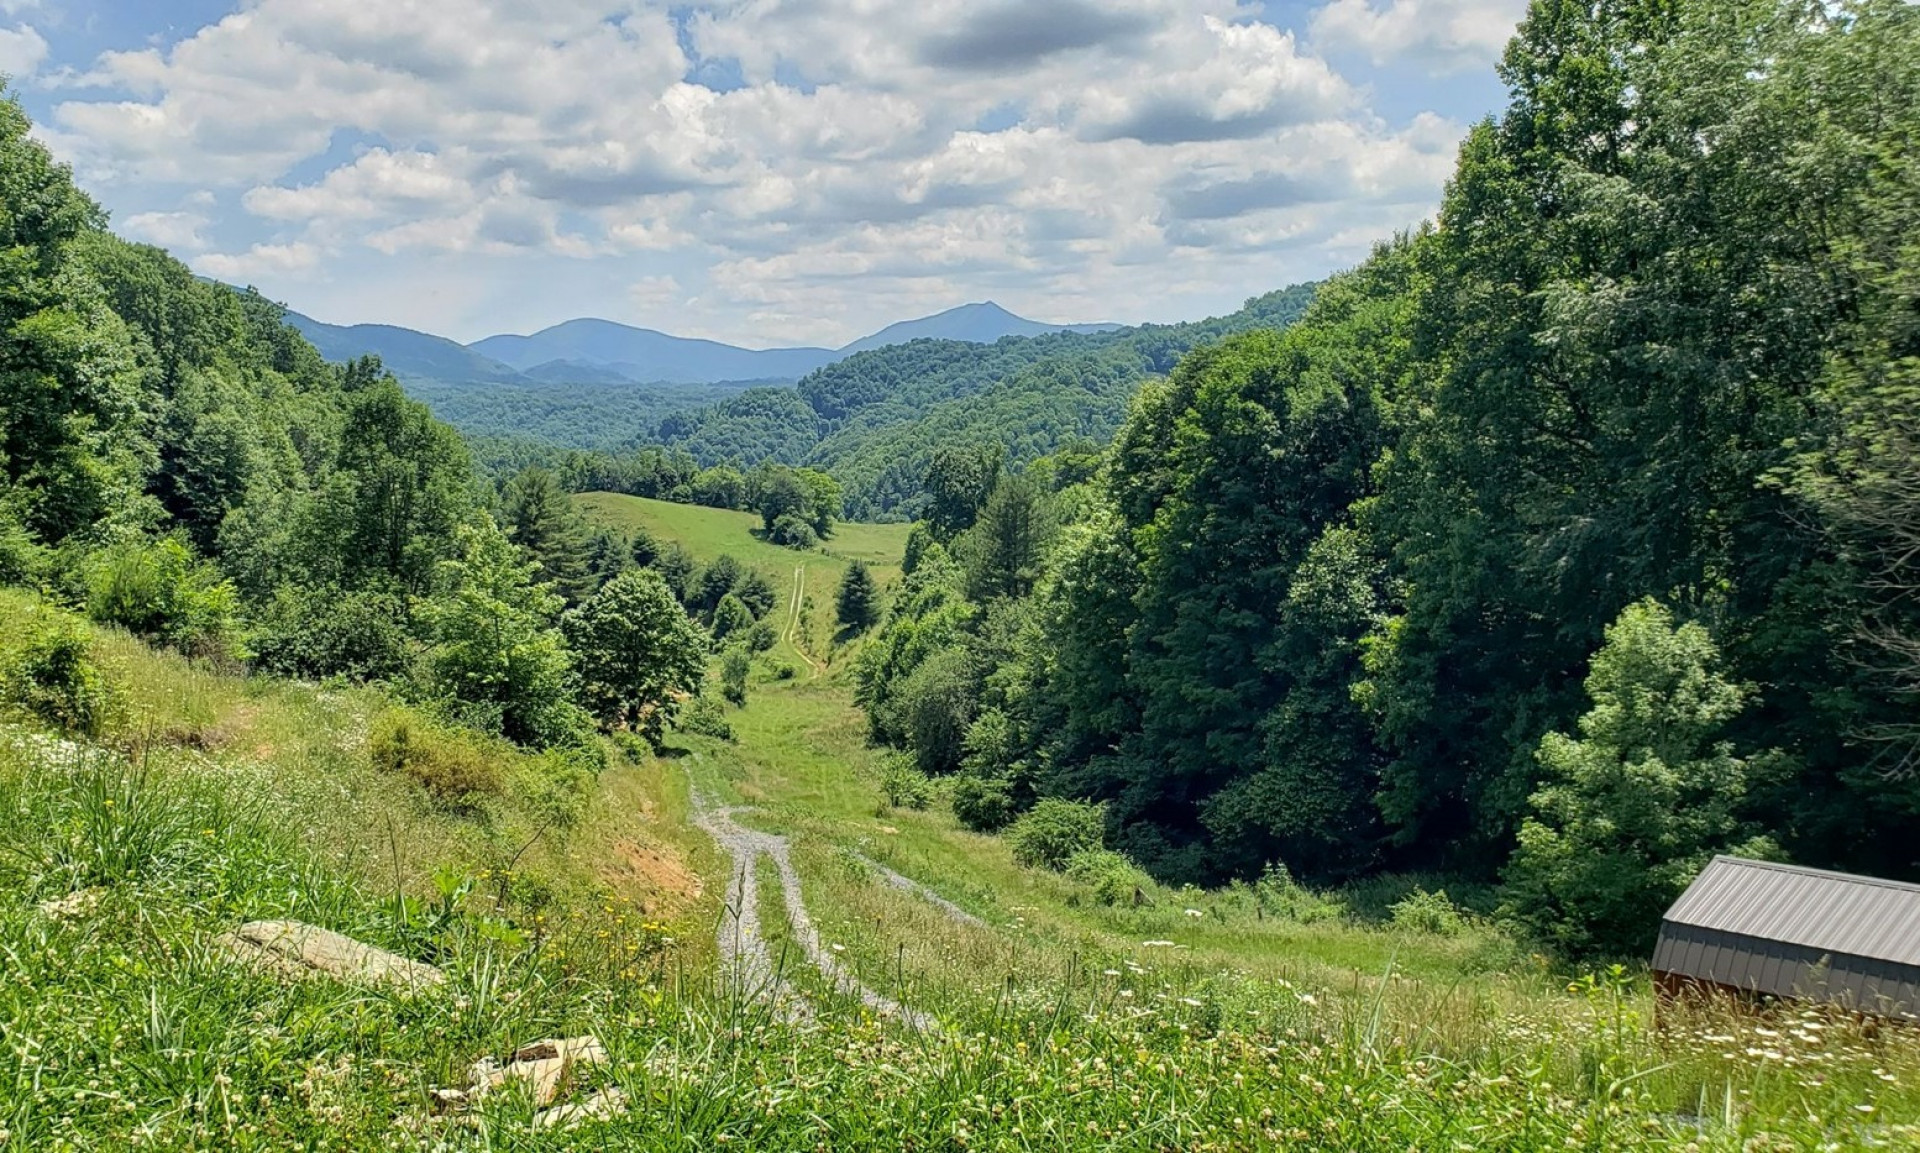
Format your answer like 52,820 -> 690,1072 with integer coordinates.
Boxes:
0,92 -> 734,768
851,0 -> 1920,956
628,282 -> 1318,519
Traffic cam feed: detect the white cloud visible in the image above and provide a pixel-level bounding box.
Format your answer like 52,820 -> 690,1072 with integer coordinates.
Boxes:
0,22 -> 47,80
195,241 -> 322,282
121,210 -> 211,250
32,0 -> 1521,340
1311,0 -> 1526,76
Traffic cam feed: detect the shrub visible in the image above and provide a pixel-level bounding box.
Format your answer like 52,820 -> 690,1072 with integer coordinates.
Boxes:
249,585 -> 412,682
747,618 -> 778,653
3,614 -> 114,736
721,645 -> 750,707
950,773 -> 1015,832
0,509 -> 47,586
84,537 -> 244,661
772,662 -> 797,680
677,695 -> 735,741
1064,848 -> 1153,907
1252,862 -> 1345,923
368,709 -> 503,808
767,513 -> 817,549
897,646 -> 977,775
1390,887 -> 1468,936
879,755 -> 934,810
1007,798 -> 1105,870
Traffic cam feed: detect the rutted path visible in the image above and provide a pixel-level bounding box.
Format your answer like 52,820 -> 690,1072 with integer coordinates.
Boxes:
693,787 -> 933,1030
783,566 -> 824,676
851,853 -> 990,929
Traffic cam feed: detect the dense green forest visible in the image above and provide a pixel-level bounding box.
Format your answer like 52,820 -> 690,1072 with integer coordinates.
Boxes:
449,284 -> 1315,522
851,0 -> 1920,956
403,376 -> 748,451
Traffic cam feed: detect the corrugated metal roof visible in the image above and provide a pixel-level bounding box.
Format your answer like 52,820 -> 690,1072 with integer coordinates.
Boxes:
1662,856 -> 1920,968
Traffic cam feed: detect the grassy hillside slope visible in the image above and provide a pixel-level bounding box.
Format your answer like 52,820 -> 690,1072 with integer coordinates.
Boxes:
4,517 -> 1917,1148
574,492 -> 909,663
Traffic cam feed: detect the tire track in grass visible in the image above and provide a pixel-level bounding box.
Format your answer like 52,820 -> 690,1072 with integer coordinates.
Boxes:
783,565 -> 824,677
692,787 -> 932,1029
850,853 -> 990,929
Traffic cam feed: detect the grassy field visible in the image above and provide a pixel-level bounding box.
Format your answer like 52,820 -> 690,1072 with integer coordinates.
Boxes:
574,492 -> 910,665
3,511 -> 1919,1148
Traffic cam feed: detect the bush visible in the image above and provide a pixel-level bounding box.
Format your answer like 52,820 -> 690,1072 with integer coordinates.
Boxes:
1007,798 -> 1105,870
767,513 -> 817,549
712,593 -> 754,643
367,710 -> 503,809
84,537 -> 244,661
721,645 -> 750,707
249,585 -> 412,682
1389,887 -> 1468,936
1064,848 -> 1153,906
879,755 -> 934,810
950,773 -> 1015,832
747,618 -> 778,653
677,695 -> 734,741
3,614 -> 114,736
0,509 -> 47,586
897,646 -> 976,775
1251,862 -> 1345,923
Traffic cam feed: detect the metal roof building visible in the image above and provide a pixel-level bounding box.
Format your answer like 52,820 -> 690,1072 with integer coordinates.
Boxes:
1653,856 -> 1920,1017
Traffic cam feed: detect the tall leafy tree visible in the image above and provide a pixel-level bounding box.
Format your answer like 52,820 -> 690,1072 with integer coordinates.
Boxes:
0,96 -> 147,542
922,445 -> 1003,542
296,374 -> 473,596
1506,599 -> 1778,956
565,568 -> 708,745
421,522 -> 580,748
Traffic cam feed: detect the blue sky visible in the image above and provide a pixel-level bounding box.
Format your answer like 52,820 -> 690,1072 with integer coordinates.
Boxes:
2,0 -> 1526,345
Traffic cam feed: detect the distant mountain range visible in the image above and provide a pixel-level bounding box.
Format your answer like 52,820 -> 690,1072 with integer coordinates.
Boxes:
284,301 -> 1118,388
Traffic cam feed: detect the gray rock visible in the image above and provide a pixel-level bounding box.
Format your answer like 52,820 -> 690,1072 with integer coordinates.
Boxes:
535,1087 -> 629,1129
215,920 -> 446,991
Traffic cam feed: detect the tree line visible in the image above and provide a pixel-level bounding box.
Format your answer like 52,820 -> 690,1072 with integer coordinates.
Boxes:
851,0 -> 1920,956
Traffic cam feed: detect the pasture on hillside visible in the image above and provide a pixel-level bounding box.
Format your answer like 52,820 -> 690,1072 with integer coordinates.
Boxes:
574,492 -> 910,667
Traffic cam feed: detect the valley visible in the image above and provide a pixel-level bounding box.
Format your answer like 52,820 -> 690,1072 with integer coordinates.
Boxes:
3,0 -> 1919,1147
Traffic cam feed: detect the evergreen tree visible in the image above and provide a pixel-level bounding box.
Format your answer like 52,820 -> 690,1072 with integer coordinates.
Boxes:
836,561 -> 879,633
734,568 -> 779,619
693,554 -> 745,617
959,472 -> 1050,602
711,593 -> 754,644
501,466 -> 591,603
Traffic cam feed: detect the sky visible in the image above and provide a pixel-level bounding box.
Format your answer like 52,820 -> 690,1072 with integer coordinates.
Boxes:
1,0 -> 1528,347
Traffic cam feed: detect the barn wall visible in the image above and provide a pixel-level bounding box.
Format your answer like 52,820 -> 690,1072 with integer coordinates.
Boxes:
1654,924 -> 1920,1017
